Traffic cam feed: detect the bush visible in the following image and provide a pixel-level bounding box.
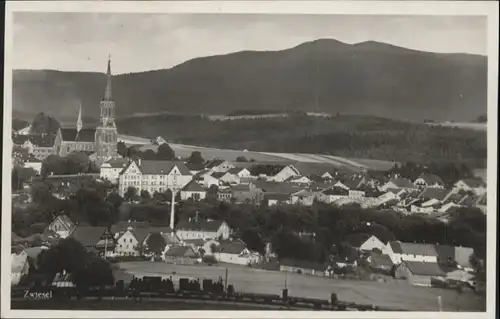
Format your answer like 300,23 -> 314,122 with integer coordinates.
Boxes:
202,255 -> 218,264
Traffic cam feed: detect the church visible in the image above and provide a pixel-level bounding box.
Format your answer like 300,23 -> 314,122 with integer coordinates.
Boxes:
54,58 -> 119,165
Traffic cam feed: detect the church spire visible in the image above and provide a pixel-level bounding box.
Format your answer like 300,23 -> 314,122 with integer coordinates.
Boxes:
104,54 -> 112,101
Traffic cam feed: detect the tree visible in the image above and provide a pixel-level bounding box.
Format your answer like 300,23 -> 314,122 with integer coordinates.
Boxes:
187,151 -> 205,168
142,149 -> 157,160
124,186 -> 138,202
66,152 -> 90,174
236,156 -> 248,162
117,142 -> 128,157
41,155 -> 66,176
106,193 -> 124,211
241,228 -> 265,254
30,112 -> 60,135
140,189 -> 151,201
144,233 -> 167,257
157,144 -> 176,160
72,255 -> 115,293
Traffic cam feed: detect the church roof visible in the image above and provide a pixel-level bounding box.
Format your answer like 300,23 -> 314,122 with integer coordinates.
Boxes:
60,128 -> 96,142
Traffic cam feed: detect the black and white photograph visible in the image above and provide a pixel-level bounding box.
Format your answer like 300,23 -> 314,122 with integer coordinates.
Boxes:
2,1 -> 498,318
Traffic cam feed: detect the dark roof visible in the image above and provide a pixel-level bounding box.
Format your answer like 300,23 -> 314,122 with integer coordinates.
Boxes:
263,193 -> 291,201
345,233 -> 372,248
434,244 -> 456,264
418,188 -> 450,201
415,174 -> 444,186
205,159 -> 226,169
292,162 -> 337,177
369,253 -> 394,268
280,258 -> 327,272
60,128 -> 96,142
343,178 -> 363,190
322,187 -> 348,196
218,239 -> 247,255
227,167 -> 245,175
134,227 -> 174,243
137,160 -> 192,175
211,172 -> 226,179
164,245 -> 198,257
403,261 -> 446,277
13,134 -> 56,147
176,219 -> 225,232
110,221 -> 151,234
183,239 -> 206,247
181,180 -> 206,192
50,215 -> 75,230
253,181 -> 302,194
69,226 -> 108,247
388,177 -> 415,189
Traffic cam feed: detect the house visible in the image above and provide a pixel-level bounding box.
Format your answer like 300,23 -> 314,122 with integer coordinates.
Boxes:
342,178 -> 364,191
118,159 -> 193,197
164,245 -> 199,265
226,167 -> 252,179
279,259 -> 328,276
263,193 -> 292,206
203,173 -> 223,188
268,165 -> 301,182
217,188 -> 233,202
175,219 -> 232,241
183,238 -> 219,256
316,187 -> 349,204
46,215 -> 76,239
100,158 -> 129,184
395,261 -> 446,287
418,188 -> 450,202
180,180 -> 207,201
114,225 -> 178,257
475,193 -> 487,214
14,134 -> 57,160
218,171 -> 241,185
358,235 -> 386,252
215,239 -> 261,265
231,183 -> 264,204
24,157 -> 42,175
410,202 -> 435,215
69,226 -> 116,257
205,159 -> 235,173
114,225 -> 141,256
11,250 -> 30,286
379,177 -> 418,192
383,241 -> 439,264
291,189 -> 315,206
453,178 -> 486,196
413,174 -> 445,189
367,253 -> 394,274
287,175 -> 312,185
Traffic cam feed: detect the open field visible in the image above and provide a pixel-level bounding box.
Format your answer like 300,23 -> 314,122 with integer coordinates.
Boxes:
118,261 -> 485,312
117,134 -> 394,171
427,122 -> 487,131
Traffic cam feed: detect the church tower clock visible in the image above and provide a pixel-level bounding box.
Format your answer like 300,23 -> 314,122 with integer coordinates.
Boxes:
95,56 -> 118,162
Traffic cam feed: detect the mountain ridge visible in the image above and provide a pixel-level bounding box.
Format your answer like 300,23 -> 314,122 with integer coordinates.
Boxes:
12,39 -> 487,122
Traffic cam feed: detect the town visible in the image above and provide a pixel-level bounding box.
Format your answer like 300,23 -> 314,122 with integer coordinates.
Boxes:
10,58 -> 487,311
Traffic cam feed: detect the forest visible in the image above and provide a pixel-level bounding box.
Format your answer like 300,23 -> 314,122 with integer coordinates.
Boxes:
117,114 -> 486,168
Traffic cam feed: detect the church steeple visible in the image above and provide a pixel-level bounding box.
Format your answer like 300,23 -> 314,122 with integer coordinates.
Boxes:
104,54 -> 112,101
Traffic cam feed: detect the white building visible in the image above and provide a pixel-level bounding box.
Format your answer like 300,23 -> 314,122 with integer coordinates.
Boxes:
100,158 -> 129,184
180,180 -> 207,201
175,219 -> 232,241
453,178 -> 487,196
118,159 -> 193,197
24,157 -> 42,175
383,241 -> 438,265
359,235 -> 386,252
115,226 -> 141,256
11,250 -> 30,286
46,215 -> 76,239
413,174 -> 445,189
269,165 -> 300,182
215,239 -> 261,266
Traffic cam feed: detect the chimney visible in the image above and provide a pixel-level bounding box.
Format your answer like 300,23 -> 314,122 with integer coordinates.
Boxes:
138,158 -> 142,166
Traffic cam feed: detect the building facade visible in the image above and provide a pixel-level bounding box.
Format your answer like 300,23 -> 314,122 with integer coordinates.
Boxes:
118,159 -> 193,196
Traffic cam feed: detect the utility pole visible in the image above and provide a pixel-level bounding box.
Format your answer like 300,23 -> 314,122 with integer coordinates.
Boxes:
225,268 -> 228,292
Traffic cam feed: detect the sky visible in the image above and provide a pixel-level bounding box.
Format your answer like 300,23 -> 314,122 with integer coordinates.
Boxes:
13,12 -> 487,74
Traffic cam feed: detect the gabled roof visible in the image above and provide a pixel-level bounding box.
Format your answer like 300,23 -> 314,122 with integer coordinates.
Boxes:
291,162 -> 337,177
183,239 -> 206,247
434,244 -> 455,264
60,128 -> 96,142
415,174 -> 444,186
387,177 -> 415,189
176,219 -> 225,232
418,188 -> 450,201
292,189 -> 313,198
136,227 -> 174,243
181,180 -> 206,192
110,221 -> 151,234
457,178 -> 486,188
403,261 -> 446,277
50,214 -> 75,231
69,226 -> 108,247
205,159 -> 226,169
254,181 -> 302,194
343,178 -> 363,190
13,134 -> 56,147
345,233 -> 372,248
218,239 -> 247,255
227,167 -> 246,175
211,172 -> 226,179
165,245 -> 198,257
369,253 -> 394,268
135,160 -> 192,176
322,187 -> 348,196
389,241 -> 438,256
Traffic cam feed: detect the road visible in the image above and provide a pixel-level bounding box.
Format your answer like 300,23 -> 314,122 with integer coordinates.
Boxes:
117,261 -> 485,312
